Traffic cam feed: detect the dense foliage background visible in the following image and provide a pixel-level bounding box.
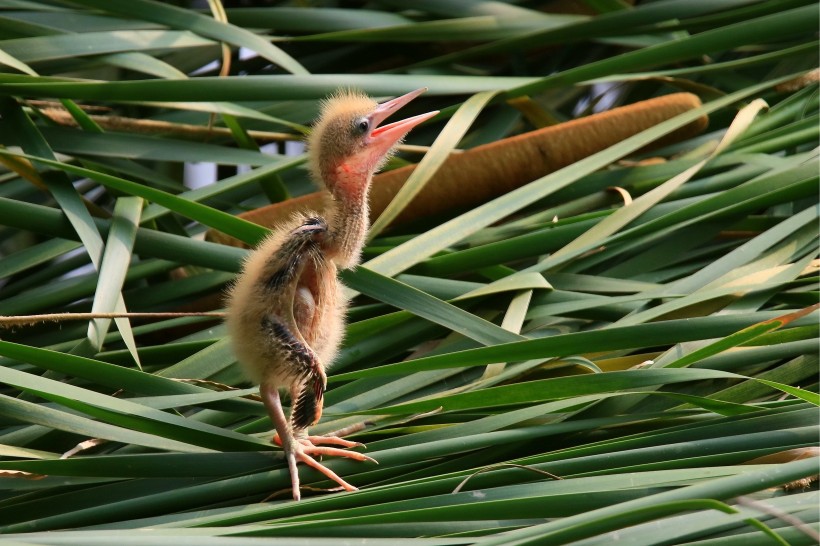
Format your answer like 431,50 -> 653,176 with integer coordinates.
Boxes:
0,1 -> 817,544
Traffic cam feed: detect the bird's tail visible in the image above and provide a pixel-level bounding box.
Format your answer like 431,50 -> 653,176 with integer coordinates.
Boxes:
291,370 -> 325,430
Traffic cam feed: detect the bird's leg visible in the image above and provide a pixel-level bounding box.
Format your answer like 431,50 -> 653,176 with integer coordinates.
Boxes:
260,382 -> 301,500
262,384 -> 374,500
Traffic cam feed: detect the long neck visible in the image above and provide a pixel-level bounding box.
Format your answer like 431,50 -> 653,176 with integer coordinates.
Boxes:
323,168 -> 372,269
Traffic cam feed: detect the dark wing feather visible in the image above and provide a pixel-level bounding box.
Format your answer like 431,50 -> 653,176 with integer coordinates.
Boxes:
291,373 -> 325,430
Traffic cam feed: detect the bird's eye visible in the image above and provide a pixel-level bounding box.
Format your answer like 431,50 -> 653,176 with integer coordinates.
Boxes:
355,118 -> 370,134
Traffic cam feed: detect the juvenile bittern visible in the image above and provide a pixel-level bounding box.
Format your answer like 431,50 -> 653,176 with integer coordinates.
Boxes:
227,88 -> 437,500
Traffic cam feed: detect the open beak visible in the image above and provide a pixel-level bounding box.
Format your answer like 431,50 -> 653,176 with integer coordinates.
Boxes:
367,88 -> 438,150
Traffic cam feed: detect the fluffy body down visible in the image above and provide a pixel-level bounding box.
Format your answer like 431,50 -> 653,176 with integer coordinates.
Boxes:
226,214 -> 346,425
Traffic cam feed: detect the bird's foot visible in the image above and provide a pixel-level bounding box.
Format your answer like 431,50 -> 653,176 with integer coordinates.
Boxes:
273,434 -> 376,501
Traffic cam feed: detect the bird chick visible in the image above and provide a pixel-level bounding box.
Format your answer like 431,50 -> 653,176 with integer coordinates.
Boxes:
227,88 -> 438,501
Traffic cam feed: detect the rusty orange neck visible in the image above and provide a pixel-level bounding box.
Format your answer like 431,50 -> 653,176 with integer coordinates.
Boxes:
323,165 -> 372,269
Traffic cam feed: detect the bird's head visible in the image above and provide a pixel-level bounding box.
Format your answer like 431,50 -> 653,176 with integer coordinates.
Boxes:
307,88 -> 437,199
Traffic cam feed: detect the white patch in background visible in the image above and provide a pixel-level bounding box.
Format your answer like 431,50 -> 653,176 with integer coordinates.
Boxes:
189,59 -> 220,77
285,140 -> 306,156
184,162 -> 217,189
573,82 -> 623,116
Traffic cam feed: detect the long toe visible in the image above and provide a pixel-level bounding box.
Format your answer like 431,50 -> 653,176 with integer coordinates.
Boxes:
297,452 -> 359,492
302,444 -> 377,464
303,435 -> 365,449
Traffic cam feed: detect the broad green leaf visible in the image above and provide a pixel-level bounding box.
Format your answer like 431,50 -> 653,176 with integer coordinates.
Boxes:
0,365 -> 269,451
0,393 -> 211,454
0,30 -> 214,63
88,196 -> 143,366
343,266 -> 524,346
